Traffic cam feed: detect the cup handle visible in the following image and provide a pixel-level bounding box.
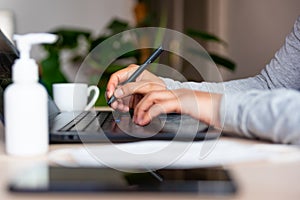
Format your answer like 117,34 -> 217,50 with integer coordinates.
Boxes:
84,85 -> 100,111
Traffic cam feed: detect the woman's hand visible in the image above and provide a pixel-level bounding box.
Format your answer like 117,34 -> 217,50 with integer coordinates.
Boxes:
133,89 -> 223,128
106,64 -> 166,112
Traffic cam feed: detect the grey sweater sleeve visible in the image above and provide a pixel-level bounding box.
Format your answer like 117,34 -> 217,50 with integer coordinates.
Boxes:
220,89 -> 300,145
161,16 -> 300,144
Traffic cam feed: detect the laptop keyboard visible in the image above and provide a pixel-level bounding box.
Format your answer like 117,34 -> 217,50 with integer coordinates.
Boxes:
59,111 -> 111,132
58,111 -> 208,133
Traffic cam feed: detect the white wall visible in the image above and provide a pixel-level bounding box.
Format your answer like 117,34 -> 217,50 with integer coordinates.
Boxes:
210,0 -> 300,80
0,0 -> 135,37
0,0 -> 135,81
2,0 -> 299,81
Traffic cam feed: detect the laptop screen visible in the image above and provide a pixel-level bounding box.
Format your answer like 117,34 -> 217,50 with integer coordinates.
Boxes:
0,30 -> 19,122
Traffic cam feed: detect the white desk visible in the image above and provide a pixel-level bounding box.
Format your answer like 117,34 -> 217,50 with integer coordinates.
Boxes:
1,120 -> 300,200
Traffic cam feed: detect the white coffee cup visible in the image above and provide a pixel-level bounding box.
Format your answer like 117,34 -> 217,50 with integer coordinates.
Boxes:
53,83 -> 100,112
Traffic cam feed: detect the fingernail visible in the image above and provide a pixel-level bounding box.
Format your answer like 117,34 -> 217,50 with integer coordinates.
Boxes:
115,88 -> 124,98
106,90 -> 111,98
136,116 -> 142,125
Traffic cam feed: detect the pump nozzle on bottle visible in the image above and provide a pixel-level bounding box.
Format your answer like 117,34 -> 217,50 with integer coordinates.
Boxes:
13,33 -> 58,59
12,33 -> 58,83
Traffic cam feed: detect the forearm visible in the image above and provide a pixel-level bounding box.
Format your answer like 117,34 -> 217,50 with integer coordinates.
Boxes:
162,76 -> 269,94
219,89 -> 300,145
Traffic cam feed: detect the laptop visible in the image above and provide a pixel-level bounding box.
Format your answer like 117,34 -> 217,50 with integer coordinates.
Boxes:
0,30 -> 216,143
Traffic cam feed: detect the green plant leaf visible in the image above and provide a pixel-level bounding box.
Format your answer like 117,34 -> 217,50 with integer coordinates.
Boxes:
118,50 -> 140,59
40,51 -> 68,95
106,19 -> 130,34
90,36 -> 110,50
209,53 -> 236,71
186,29 -> 227,46
187,48 -> 235,71
104,64 -> 126,74
50,29 -> 91,49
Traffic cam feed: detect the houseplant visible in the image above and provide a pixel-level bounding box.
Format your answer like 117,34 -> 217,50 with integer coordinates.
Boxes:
40,19 -> 235,106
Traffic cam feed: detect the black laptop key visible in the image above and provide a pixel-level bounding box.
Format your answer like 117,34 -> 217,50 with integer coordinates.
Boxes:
58,111 -> 100,131
69,112 -> 100,131
58,111 -> 111,132
58,112 -> 90,132
84,112 -> 110,132
100,112 -> 115,131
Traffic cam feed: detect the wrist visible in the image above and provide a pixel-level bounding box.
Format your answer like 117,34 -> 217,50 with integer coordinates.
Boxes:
196,92 -> 222,128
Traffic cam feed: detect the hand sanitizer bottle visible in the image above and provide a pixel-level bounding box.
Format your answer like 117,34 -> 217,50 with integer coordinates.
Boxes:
4,33 -> 57,156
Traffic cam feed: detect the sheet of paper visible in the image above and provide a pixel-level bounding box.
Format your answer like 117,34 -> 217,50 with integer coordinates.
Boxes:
48,140 -> 300,169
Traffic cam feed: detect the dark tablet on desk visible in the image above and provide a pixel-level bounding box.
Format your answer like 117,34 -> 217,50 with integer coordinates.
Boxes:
8,166 -> 237,195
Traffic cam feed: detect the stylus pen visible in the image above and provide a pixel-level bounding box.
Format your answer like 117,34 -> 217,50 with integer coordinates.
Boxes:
107,46 -> 164,106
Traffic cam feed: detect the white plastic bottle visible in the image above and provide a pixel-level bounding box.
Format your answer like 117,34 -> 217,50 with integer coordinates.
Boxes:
4,33 -> 57,156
